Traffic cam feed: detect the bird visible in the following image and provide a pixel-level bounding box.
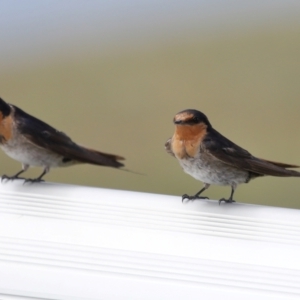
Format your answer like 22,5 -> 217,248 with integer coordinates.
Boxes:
165,109 -> 300,204
0,97 -> 125,182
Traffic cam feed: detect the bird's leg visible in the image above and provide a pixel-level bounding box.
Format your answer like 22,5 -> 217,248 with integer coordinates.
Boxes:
219,186 -> 236,205
24,167 -> 49,184
182,183 -> 210,203
1,164 -> 29,181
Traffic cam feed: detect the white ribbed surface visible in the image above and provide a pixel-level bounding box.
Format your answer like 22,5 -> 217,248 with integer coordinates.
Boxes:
0,181 -> 299,300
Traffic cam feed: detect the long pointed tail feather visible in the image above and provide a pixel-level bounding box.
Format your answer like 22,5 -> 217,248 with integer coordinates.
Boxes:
257,158 -> 300,177
79,146 -> 125,168
261,159 -> 300,169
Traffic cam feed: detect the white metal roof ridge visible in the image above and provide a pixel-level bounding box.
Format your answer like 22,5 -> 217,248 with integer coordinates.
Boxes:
0,187 -> 299,244
0,181 -> 299,300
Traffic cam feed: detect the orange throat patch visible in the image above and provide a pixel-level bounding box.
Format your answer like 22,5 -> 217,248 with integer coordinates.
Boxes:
0,113 -> 13,143
171,123 -> 207,159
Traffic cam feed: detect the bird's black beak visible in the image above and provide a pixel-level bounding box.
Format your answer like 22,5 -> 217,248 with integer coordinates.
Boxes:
174,120 -> 183,124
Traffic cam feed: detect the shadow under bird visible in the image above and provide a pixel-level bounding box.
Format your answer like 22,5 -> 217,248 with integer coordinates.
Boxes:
0,98 -> 124,182
165,109 -> 300,204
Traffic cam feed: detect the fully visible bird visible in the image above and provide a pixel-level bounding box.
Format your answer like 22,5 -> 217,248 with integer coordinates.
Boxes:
165,109 -> 300,204
0,98 -> 124,182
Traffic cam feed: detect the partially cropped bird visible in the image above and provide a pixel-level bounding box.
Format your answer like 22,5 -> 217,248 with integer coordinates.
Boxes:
165,109 -> 300,204
0,97 -> 124,182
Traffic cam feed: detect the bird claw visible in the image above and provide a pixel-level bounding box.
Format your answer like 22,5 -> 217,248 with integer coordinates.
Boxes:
218,198 -> 236,205
182,194 -> 209,203
1,175 -> 26,182
23,178 -> 45,184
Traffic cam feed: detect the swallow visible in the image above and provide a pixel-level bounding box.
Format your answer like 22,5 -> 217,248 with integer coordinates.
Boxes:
0,97 -> 125,182
165,109 -> 300,204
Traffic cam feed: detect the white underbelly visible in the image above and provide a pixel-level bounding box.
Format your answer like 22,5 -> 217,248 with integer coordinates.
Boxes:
178,156 -> 248,186
1,139 -> 65,168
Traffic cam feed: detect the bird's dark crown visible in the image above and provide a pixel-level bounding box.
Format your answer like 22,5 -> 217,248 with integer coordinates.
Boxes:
0,98 -> 11,117
173,109 -> 211,127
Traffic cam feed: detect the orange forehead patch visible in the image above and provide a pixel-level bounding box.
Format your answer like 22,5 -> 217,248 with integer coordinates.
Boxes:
173,112 -> 194,123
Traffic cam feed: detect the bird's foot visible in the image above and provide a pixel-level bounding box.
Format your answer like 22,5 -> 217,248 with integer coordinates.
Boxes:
182,194 -> 209,203
23,178 -> 45,184
218,198 -> 236,205
1,175 -> 26,182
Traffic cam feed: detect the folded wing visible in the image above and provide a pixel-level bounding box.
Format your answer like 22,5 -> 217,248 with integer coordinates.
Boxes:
202,129 -> 300,177
15,106 -> 124,168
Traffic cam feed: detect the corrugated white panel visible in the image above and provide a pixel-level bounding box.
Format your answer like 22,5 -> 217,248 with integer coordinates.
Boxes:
0,181 -> 299,300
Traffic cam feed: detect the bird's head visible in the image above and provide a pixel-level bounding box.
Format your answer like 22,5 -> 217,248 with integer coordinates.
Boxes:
0,98 -> 11,118
172,109 -> 212,142
173,109 -> 211,128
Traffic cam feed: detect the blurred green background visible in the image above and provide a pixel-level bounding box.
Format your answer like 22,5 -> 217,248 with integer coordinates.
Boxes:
1,1 -> 300,208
